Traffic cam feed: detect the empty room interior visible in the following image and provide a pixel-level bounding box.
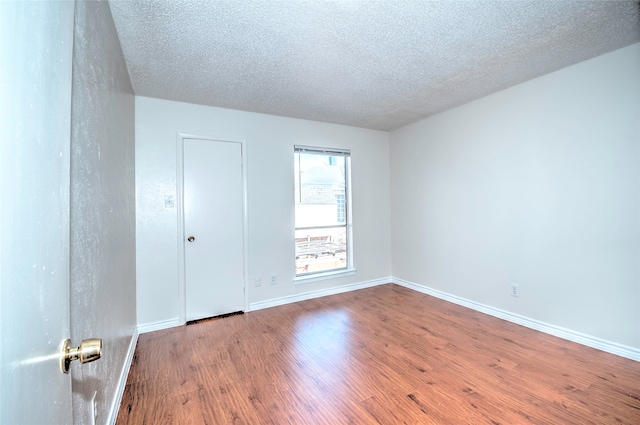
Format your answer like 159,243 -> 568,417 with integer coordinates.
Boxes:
2,0 -> 640,424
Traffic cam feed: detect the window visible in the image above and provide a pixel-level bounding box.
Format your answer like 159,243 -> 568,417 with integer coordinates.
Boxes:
294,145 -> 351,278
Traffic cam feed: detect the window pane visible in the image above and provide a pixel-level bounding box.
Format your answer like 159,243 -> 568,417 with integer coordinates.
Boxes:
295,226 -> 347,275
336,193 -> 345,223
294,148 -> 350,277
294,153 -> 345,228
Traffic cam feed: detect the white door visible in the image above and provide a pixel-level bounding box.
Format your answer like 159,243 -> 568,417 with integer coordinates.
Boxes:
183,139 -> 245,322
0,1 -> 75,423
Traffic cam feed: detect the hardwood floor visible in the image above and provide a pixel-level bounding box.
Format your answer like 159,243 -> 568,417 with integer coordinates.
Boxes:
117,284 -> 640,424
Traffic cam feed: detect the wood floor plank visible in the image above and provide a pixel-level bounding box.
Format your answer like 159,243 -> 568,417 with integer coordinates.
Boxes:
117,284 -> 640,424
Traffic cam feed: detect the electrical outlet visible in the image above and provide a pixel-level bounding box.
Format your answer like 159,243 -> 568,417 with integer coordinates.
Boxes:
270,274 -> 277,285
253,277 -> 261,287
90,391 -> 97,425
511,283 -> 520,298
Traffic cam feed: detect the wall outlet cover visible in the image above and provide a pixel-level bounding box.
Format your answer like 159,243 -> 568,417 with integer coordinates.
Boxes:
90,391 -> 97,425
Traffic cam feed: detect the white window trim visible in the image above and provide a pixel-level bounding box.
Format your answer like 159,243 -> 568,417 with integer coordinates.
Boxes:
294,146 -> 354,282
294,268 -> 357,284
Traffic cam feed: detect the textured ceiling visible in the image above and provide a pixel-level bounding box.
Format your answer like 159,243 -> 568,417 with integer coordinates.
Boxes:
109,1 -> 639,131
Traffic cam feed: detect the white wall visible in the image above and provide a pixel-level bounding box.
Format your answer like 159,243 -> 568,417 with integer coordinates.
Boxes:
390,43 -> 640,349
70,2 -> 137,423
136,97 -> 391,327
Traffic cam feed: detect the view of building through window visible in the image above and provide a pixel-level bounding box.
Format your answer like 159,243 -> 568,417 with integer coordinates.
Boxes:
294,146 -> 350,276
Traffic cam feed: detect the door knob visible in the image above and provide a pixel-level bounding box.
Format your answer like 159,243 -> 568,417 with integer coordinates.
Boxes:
60,338 -> 102,374
187,236 -> 195,242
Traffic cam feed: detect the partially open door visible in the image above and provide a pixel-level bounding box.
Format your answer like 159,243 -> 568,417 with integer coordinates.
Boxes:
0,2 -> 75,423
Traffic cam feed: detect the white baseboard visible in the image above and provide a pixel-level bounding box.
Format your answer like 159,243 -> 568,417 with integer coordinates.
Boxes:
106,328 -> 139,425
137,318 -> 181,334
249,276 -> 391,312
392,277 -> 640,362
135,278 -> 391,333
134,277 -> 638,361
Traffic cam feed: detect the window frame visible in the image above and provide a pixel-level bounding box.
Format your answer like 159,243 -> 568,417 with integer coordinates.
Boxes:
294,145 -> 354,282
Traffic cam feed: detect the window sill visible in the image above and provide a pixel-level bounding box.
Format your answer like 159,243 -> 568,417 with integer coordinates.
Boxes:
294,268 -> 356,284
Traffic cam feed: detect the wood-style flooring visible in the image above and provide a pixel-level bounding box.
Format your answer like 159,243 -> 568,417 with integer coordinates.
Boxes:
116,284 -> 640,424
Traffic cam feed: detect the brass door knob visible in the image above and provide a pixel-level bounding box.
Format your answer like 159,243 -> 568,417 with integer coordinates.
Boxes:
187,236 -> 195,242
60,338 -> 102,374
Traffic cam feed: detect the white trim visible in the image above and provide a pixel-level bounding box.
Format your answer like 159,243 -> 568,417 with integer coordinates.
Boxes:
295,268 -> 356,284
392,277 -> 640,362
106,328 -> 139,425
137,318 -> 180,334
176,133 -> 250,324
250,277 -> 390,311
176,134 -> 186,325
241,141 -> 250,313
345,156 -> 353,271
294,145 -> 350,156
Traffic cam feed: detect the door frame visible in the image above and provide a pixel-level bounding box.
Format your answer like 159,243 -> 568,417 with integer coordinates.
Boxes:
176,133 -> 249,325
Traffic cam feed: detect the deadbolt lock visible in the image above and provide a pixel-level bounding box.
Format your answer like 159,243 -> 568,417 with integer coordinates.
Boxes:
60,338 -> 102,374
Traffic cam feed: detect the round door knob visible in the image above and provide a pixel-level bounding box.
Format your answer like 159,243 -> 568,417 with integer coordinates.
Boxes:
60,338 -> 102,374
187,236 -> 195,242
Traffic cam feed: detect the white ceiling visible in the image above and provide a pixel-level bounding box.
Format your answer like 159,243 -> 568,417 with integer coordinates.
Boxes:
109,1 -> 639,131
